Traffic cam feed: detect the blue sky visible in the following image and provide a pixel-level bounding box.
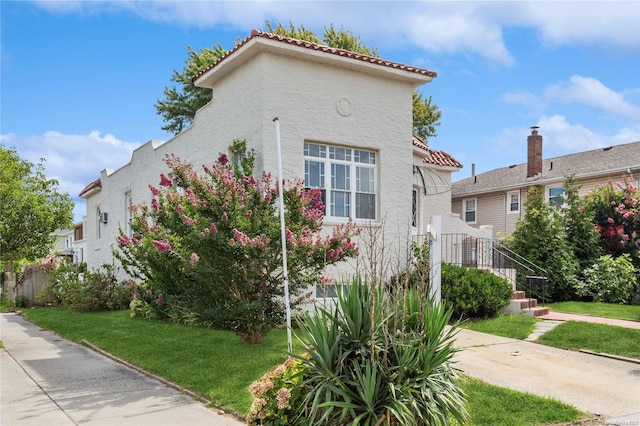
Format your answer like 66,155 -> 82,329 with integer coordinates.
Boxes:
2,1 -> 640,222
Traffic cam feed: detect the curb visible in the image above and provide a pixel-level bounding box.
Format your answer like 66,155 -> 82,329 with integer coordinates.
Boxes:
578,348 -> 640,365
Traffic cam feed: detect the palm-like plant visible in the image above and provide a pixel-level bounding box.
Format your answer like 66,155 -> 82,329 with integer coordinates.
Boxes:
291,279 -> 468,425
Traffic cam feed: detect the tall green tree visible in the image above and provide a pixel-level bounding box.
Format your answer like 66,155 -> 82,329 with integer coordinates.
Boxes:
156,22 -> 441,141
0,145 -> 74,273
510,186 -> 580,301
562,175 -> 601,272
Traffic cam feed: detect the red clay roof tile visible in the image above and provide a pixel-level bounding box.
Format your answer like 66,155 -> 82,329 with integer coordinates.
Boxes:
192,29 -> 437,83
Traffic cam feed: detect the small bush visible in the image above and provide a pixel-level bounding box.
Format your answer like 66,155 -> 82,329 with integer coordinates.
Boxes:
576,254 -> 638,304
0,294 -> 12,312
442,263 -> 513,319
47,263 -> 134,312
14,295 -> 30,309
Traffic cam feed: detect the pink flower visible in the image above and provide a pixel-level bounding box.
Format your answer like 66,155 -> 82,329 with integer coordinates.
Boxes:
210,223 -> 218,235
117,235 -> 132,247
149,185 -> 160,196
607,217 -> 615,224
156,293 -> 164,306
159,173 -> 173,187
218,154 -> 229,165
190,253 -> 199,264
151,198 -> 160,213
176,204 -> 184,213
181,214 -> 195,226
151,240 -> 172,253
616,181 -> 623,189
223,212 -> 228,221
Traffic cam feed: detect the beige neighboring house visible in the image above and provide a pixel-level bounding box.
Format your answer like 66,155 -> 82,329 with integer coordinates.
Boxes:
452,127 -> 640,240
78,29 -> 482,295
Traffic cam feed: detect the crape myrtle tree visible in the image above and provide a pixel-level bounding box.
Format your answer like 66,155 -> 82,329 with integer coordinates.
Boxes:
0,144 -> 74,273
585,176 -> 640,267
156,21 -> 441,141
114,141 -> 359,344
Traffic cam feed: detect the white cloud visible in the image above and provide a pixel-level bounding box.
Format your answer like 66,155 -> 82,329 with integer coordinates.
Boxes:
502,90 -> 546,111
545,75 -> 640,121
1,131 -> 141,220
29,1 -> 640,67
519,2 -> 640,50
535,114 -> 640,153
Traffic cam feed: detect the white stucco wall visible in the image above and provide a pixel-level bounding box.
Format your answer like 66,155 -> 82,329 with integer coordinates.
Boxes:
82,36 -> 432,283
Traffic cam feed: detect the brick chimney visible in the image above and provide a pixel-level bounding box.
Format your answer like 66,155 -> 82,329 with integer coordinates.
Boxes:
527,126 -> 542,179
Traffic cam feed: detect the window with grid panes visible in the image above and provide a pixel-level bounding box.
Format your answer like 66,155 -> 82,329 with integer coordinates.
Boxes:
304,143 -> 376,220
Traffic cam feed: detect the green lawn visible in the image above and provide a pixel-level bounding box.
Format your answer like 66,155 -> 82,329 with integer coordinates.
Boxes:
538,321 -> 640,359
22,307 -> 585,424
461,378 -> 581,426
547,301 -> 640,321
460,314 -> 538,340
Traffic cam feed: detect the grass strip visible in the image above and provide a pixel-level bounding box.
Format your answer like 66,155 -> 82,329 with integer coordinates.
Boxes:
547,301 -> 640,321
461,377 -> 582,426
460,314 -> 538,340
538,321 -> 640,359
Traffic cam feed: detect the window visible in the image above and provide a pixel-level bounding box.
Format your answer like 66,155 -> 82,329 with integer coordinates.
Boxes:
507,191 -> 520,214
304,143 -> 376,220
548,186 -> 564,207
316,283 -> 346,298
463,198 -> 476,223
125,192 -> 133,237
96,208 -> 102,239
412,189 -> 418,229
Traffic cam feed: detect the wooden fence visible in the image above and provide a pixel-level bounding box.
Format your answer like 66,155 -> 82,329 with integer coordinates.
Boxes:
6,265 -> 51,305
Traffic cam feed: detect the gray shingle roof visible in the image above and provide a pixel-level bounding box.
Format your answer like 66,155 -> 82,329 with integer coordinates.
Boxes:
452,141 -> 640,197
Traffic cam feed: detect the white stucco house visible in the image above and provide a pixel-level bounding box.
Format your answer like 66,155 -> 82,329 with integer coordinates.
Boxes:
79,29 -> 487,293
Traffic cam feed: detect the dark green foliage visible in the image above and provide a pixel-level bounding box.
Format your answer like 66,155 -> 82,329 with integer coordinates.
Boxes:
576,254 -> 638,304
247,279 -> 468,425
45,262 -> 134,312
441,264 -> 513,319
509,186 -> 580,301
563,176 -> 601,272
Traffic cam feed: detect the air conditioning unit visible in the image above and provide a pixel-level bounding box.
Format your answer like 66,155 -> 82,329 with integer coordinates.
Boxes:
100,212 -> 108,223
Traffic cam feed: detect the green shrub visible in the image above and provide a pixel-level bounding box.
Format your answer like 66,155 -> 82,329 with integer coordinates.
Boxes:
0,294 -> 12,312
246,279 -> 468,425
576,254 -> 638,304
46,263 -> 134,312
14,295 -> 30,309
442,263 -> 513,319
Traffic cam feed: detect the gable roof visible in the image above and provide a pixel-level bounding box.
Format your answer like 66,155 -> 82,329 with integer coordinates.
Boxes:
452,141 -> 640,197
193,29 -> 437,87
412,135 -> 463,169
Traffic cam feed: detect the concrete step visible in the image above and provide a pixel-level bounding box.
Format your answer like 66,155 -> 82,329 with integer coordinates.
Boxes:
522,306 -> 550,317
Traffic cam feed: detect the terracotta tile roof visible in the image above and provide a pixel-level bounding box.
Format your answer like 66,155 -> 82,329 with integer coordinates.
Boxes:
79,178 -> 101,198
452,140 -> 640,197
412,135 -> 463,168
193,29 -> 437,83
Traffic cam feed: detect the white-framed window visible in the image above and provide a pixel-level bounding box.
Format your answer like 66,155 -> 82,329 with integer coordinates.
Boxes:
507,191 -> 520,214
315,283 -> 346,298
125,191 -> 133,237
463,198 -> 477,224
304,142 -> 377,220
547,186 -> 564,207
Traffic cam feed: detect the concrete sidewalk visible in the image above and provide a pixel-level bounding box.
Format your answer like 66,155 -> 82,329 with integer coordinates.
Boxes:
540,311 -> 640,329
0,313 -> 244,426
453,327 -> 640,425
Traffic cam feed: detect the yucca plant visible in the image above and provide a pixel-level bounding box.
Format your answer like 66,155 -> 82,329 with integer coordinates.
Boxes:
288,278 -> 468,425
